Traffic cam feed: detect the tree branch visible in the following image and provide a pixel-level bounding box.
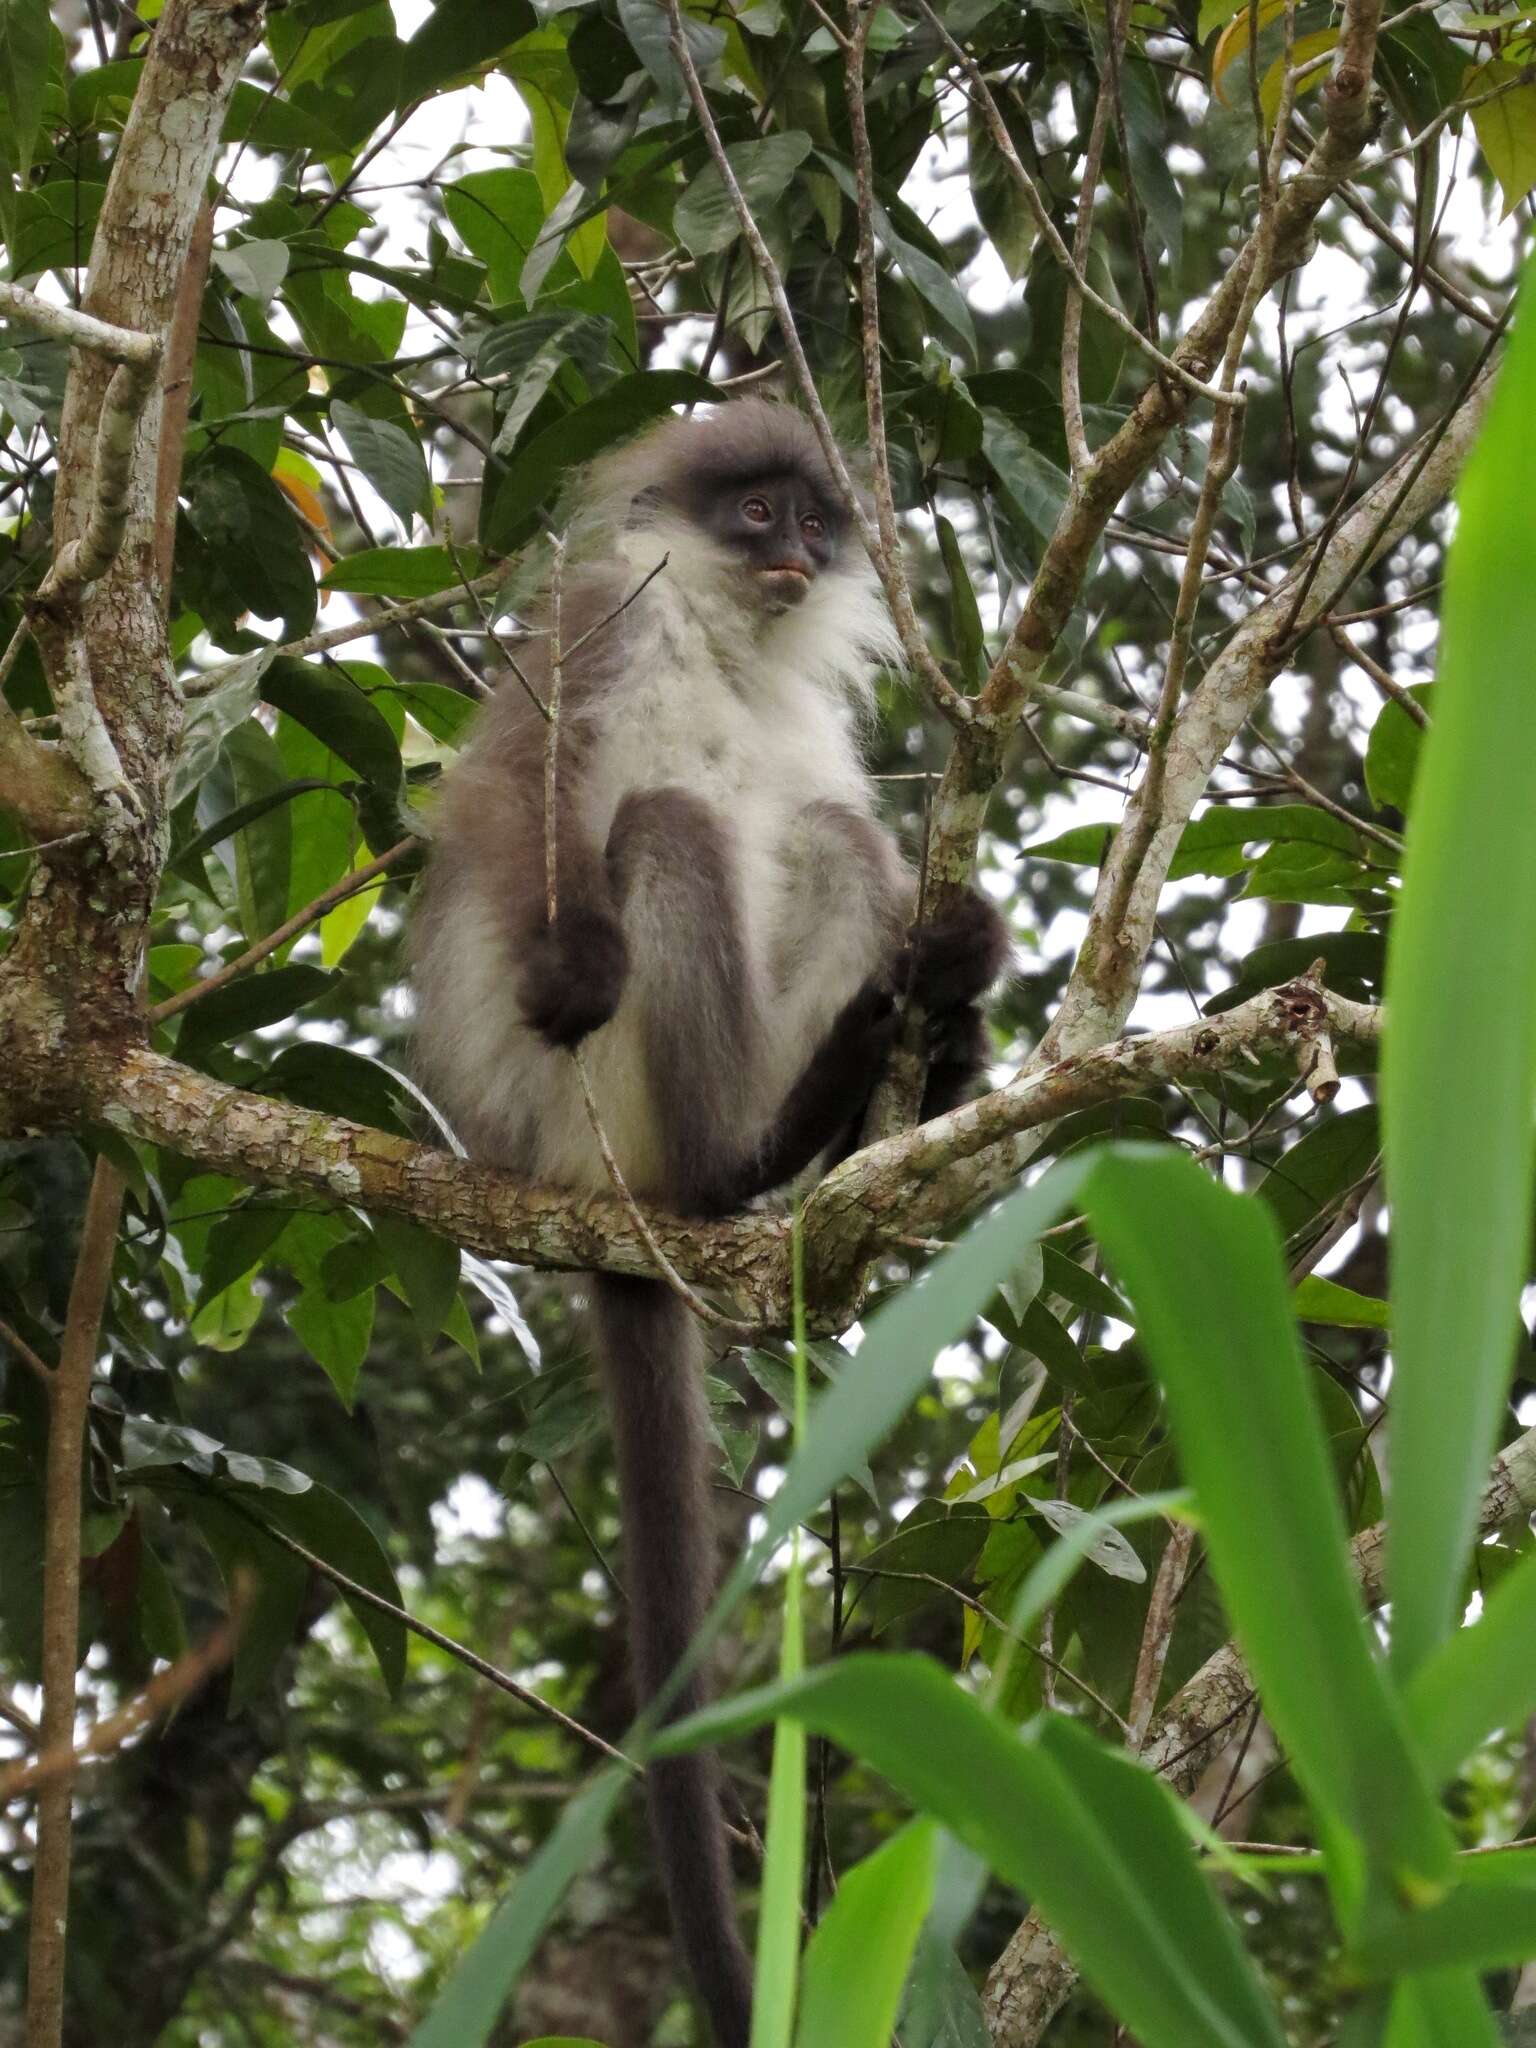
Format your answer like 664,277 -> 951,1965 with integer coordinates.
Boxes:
803,975 -> 1379,1297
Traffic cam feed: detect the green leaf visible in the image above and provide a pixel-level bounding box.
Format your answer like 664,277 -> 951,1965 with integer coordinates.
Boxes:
1469,61 -> 1536,215
1384,1971 -> 1501,2048
684,1158 -> 1097,1689
0,0 -> 51,188
172,655 -> 268,808
1354,1879 -> 1536,1977
331,398 -> 431,529
221,718 -> 292,943
211,237 -> 289,306
1292,1276 -> 1391,1329
616,0 -> 723,114
370,1214 -> 460,1340
405,1768 -> 627,2048
261,657 -> 404,793
821,155 -> 976,358
136,1536 -> 187,1664
261,1042 -> 419,1138
257,1480 -> 407,1695
186,1492 -> 307,1711
967,98 -> 1037,281
1082,1148 -> 1451,1900
1365,688 -> 1432,813
480,370 -> 719,552
794,1822 -> 937,2048
982,414 -> 1070,557
287,1275 -> 375,1406
753,1547 -> 807,2048
179,446 -> 317,643
320,545 -> 484,598
1257,1106 -> 1379,1239
175,964 -> 337,1050
1381,259 -> 1536,1683
660,1654 -> 1286,2048
675,133 -> 813,257
1405,1547 -> 1536,1784
935,514 -> 985,684
399,0 -> 536,100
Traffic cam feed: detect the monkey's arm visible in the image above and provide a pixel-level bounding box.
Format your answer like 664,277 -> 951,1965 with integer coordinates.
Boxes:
465,679 -> 630,1051
695,889 -> 1009,1213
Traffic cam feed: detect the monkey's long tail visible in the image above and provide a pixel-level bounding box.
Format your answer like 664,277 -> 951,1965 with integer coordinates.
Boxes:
590,1273 -> 754,2048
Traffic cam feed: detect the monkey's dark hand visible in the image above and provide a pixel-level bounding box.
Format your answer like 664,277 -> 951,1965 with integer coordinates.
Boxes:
516,907 -> 630,1048
898,889 -> 1010,1014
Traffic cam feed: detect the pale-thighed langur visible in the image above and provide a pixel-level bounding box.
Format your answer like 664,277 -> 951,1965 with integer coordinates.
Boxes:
411,399 -> 1007,2047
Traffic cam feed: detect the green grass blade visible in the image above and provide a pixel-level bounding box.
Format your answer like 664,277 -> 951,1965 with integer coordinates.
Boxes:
751,1213 -> 810,2048
1381,271 -> 1536,1684
660,1156 -> 1095,1704
1082,1147 -> 1450,1898
1382,1971 -> 1500,2047
1353,1877 -> 1536,1978
792,1822 -> 937,2048
659,1652 -> 1286,2048
1405,1547 -> 1536,1784
406,1767 -> 627,2048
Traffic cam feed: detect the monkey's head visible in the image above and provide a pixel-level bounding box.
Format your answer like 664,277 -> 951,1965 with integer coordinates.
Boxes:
594,399 -> 856,619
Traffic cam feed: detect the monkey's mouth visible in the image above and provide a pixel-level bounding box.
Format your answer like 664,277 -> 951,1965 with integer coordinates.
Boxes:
758,563 -> 813,608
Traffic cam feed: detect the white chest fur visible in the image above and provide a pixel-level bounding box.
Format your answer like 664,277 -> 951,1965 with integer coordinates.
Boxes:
582,534 -> 893,972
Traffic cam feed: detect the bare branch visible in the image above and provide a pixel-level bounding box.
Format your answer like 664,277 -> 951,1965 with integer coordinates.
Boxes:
1037,363 -> 1493,1066
86,1046 -> 792,1323
0,283 -> 159,368
803,977 -> 1381,1296
0,1620 -> 234,1804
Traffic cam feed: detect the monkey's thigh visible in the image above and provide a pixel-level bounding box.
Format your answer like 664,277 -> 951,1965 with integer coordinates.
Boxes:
766,800 -> 908,1096
605,787 -> 763,1203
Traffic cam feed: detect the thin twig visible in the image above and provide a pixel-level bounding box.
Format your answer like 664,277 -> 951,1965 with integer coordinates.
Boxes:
0,1315 -> 54,1392
149,839 -> 417,1024
0,282 -> 159,368
224,1499 -> 637,1773
844,2 -> 970,726
570,1049 -> 756,1341
0,1620 -> 235,1803
544,532 -> 567,925
1127,1520 -> 1195,1747
183,568 -> 510,698
918,1 -> 1243,413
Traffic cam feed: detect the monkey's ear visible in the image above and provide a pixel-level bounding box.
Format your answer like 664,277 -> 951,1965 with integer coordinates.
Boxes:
627,483 -> 665,524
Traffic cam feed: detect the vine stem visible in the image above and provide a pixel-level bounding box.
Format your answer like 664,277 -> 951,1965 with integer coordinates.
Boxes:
26,1159 -> 125,2048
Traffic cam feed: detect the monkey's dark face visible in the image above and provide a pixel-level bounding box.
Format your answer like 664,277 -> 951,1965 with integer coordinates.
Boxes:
697,471 -> 841,611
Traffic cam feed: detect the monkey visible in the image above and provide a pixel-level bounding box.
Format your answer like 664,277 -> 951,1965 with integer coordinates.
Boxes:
410,398 -> 1008,2048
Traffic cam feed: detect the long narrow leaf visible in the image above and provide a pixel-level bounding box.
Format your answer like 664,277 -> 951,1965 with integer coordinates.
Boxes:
1405,1547 -> 1536,1783
406,1767 -> 627,2048
1353,1878 -> 1536,1978
1382,1970 -> 1501,2047
752,1217 -> 811,2048
1381,269 -> 1536,1684
659,1653 -> 1286,2048
793,1822 -> 937,2048
652,1157 -> 1096,1715
1083,1148 -> 1451,1901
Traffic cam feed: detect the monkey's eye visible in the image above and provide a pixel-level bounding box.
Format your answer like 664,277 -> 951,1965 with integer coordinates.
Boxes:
742,496 -> 773,524
801,512 -> 826,539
